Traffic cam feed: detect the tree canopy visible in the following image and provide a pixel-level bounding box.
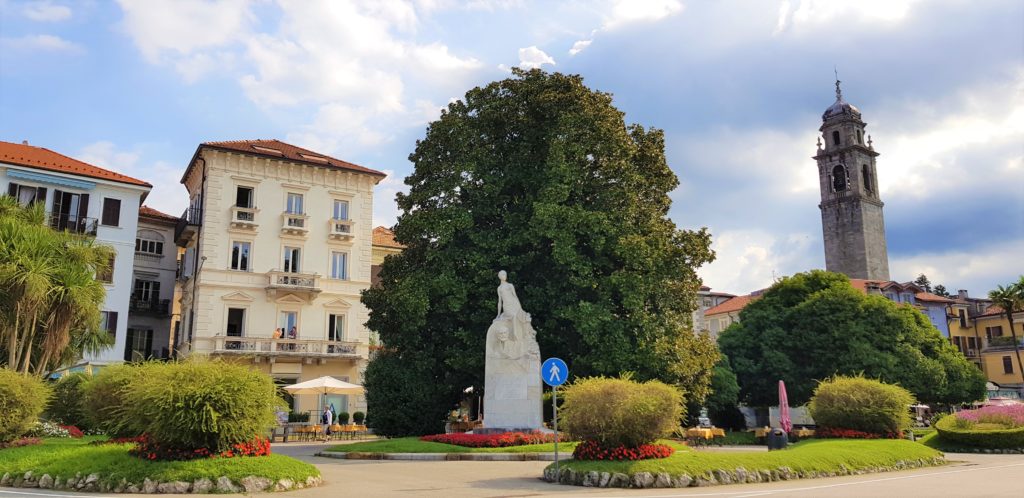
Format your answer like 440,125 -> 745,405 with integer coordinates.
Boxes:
718,270 -> 986,407
362,69 -> 717,436
0,196 -> 113,376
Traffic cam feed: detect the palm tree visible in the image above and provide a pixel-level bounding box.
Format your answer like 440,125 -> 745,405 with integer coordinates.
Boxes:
988,278 -> 1024,385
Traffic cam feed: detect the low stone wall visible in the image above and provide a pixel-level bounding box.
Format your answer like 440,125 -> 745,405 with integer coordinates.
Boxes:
543,457 -> 946,488
0,471 -> 322,494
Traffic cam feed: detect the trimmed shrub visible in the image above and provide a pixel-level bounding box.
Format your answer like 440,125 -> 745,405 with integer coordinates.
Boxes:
809,375 -> 914,435
0,369 -> 51,443
288,412 -> 310,423
935,415 -> 1024,449
46,372 -> 91,429
337,411 -> 350,425
81,363 -> 139,438
353,411 -> 365,424
560,376 -> 683,449
121,360 -> 279,453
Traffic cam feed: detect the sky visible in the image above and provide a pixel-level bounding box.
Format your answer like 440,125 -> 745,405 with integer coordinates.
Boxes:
1,0 -> 1022,297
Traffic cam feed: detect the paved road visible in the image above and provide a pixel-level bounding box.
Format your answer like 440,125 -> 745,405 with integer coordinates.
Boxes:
2,445 -> 1020,497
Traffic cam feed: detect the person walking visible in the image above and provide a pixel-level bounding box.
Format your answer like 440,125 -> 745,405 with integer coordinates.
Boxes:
321,404 -> 333,442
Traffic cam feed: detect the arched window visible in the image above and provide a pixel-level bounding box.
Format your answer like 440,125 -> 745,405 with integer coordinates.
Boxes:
862,164 -> 872,192
135,229 -> 165,256
832,165 -> 848,192
832,130 -> 841,146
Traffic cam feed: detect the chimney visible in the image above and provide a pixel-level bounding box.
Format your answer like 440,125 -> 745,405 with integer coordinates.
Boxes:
958,289 -> 969,300
21,140 -> 28,145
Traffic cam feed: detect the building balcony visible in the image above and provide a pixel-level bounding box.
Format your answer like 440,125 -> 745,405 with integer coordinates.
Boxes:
327,218 -> 354,240
266,270 -> 321,300
49,213 -> 97,236
984,336 -> 1024,351
281,212 -> 309,235
174,206 -> 202,246
195,336 -> 361,359
129,297 -> 170,316
230,205 -> 258,229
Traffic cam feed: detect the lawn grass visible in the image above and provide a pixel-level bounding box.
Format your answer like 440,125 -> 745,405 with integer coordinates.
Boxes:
326,436 -> 587,454
0,437 -> 319,488
917,431 -> 989,453
549,439 -> 942,478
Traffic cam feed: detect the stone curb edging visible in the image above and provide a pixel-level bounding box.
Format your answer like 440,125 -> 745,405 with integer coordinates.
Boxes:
944,447 -> 1024,454
317,451 -> 568,461
0,471 -> 323,493
542,456 -> 947,488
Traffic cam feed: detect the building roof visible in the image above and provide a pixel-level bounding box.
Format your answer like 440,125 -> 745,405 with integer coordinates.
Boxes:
980,305 -> 1007,317
915,292 -> 955,304
138,205 -> 179,223
372,226 -> 405,249
705,294 -> 757,317
183,139 -> 387,184
0,140 -> 152,187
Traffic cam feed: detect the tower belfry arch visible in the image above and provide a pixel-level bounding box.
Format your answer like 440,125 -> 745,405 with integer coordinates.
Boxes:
814,79 -> 890,281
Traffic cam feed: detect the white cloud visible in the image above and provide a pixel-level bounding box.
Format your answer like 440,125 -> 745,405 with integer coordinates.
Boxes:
698,228 -> 818,294
0,34 -> 83,53
568,39 -> 592,56
22,1 -> 71,22
603,0 -> 684,30
774,0 -> 921,35
517,45 -> 555,69
372,169 -> 410,228
75,141 -> 188,216
889,239 -> 1024,296
116,0 -> 252,63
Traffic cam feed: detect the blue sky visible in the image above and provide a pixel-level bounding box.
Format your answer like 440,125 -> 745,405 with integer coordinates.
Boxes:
1,0 -> 1022,296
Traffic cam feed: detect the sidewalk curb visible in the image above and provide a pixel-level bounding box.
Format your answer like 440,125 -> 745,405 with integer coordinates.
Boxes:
316,451 -> 568,461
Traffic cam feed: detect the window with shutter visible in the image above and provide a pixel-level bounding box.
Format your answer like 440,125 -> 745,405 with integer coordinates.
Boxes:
102,198 -> 121,226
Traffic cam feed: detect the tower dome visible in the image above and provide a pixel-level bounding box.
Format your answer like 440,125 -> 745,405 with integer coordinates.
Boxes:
822,79 -> 861,121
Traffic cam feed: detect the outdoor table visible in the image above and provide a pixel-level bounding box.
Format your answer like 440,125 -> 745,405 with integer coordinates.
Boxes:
753,427 -> 770,439
710,428 -> 726,438
686,428 -> 714,445
794,428 -> 815,438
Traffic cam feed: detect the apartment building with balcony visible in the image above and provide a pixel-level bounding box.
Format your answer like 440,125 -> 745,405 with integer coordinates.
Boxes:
126,206 -> 179,361
174,139 -> 386,416
948,294 -> 1024,397
1,140 -> 152,368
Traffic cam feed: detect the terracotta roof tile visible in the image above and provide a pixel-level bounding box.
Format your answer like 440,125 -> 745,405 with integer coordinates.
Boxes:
705,294 -> 757,316
139,205 -> 179,222
372,226 -> 405,249
190,140 -> 386,181
0,140 -> 151,187
915,292 -> 955,304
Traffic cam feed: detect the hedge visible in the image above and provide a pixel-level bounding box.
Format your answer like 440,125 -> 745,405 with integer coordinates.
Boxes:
561,376 -> 682,449
0,369 -> 50,443
808,375 -> 914,434
934,415 -> 1024,449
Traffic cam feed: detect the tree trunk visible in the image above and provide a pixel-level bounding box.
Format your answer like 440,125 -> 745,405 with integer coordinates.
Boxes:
1006,311 -> 1024,385
8,303 -> 20,368
18,314 -> 39,375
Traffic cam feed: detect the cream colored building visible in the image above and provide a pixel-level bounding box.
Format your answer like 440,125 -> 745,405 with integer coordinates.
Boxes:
175,139 -> 386,418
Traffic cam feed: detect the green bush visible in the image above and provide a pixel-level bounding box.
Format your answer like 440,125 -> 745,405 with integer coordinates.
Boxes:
808,375 -> 914,434
288,412 -> 310,423
935,415 -> 1024,449
122,360 -> 279,452
0,369 -> 51,442
561,376 -> 683,448
81,363 -> 139,438
353,411 -> 365,424
45,373 -> 90,429
337,412 -> 350,425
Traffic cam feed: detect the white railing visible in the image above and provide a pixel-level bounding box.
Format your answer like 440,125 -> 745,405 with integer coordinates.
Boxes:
328,218 -> 354,239
267,270 -> 320,291
282,212 -> 308,233
231,206 -> 258,227
196,336 -> 360,357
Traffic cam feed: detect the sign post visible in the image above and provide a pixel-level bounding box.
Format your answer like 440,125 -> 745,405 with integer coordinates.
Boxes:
542,357 -> 568,480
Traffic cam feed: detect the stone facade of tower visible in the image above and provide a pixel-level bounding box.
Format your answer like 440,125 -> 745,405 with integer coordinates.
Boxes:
815,81 -> 890,281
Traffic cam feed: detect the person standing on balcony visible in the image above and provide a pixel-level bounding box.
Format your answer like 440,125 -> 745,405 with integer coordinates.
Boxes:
288,326 -> 297,351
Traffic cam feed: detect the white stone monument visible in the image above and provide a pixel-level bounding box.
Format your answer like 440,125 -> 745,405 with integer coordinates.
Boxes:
483,270 -> 543,430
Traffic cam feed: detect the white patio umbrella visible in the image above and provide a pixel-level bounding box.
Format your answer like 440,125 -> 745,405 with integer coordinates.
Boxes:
283,376 -> 365,396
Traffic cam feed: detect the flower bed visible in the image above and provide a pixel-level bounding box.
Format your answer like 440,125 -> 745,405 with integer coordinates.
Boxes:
572,440 -> 673,461
25,422 -> 82,439
934,405 -> 1024,449
420,432 -> 556,448
0,437 -> 41,450
129,435 -> 272,461
815,427 -> 903,439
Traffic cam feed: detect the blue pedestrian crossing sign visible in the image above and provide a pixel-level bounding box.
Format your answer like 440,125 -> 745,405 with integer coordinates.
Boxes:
542,357 -> 568,387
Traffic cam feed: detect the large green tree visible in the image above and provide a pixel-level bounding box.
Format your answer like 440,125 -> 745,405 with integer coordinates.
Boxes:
363,70 -> 717,436
0,196 -> 112,376
719,270 -> 986,407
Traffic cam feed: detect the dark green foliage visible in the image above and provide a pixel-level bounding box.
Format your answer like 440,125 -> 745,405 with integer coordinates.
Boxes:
808,376 -> 915,434
913,274 -> 932,293
542,390 -> 566,426
81,363 -> 138,438
364,351 -> 448,436
935,416 -> 1024,449
706,356 -> 744,430
121,360 -> 279,452
561,376 -> 683,448
288,412 -> 310,423
0,368 -> 50,442
719,270 -> 986,406
337,412 -> 350,425
45,373 -> 90,429
362,69 -> 717,436
353,411 -> 365,424
933,285 -> 950,298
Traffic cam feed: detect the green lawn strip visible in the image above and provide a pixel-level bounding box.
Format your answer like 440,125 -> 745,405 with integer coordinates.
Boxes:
548,439 -> 942,478
0,438 -> 318,487
327,438 -> 688,454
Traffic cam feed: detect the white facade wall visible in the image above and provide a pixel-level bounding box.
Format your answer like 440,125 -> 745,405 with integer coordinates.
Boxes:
1,162 -> 149,365
128,215 -> 179,359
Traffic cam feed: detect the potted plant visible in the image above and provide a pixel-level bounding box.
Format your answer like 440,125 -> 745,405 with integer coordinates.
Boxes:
353,411 -> 365,425
338,411 -> 350,425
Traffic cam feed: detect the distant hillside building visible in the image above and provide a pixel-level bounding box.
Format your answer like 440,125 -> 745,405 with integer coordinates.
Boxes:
815,80 -> 890,281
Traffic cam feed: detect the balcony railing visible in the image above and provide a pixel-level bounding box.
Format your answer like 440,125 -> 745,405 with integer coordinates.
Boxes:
49,213 -> 98,236
129,297 -> 170,316
328,218 -> 354,239
231,205 -> 258,228
267,270 -> 320,291
174,206 -> 202,245
195,336 -> 361,358
985,336 -> 1024,351
281,212 -> 309,235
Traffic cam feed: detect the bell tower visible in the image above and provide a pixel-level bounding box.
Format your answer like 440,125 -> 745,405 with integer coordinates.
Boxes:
815,79 -> 890,281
